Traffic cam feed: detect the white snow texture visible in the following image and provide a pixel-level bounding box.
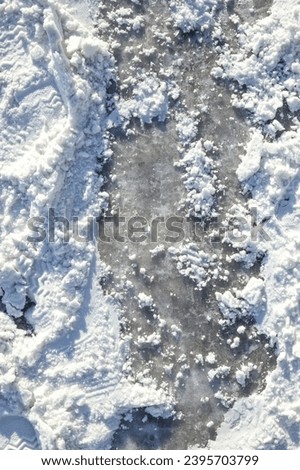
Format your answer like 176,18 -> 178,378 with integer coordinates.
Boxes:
0,0 -> 171,449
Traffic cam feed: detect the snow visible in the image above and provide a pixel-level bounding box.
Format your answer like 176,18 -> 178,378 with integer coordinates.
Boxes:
169,244 -> 219,289
137,332 -> 161,348
205,352 -> 217,365
2,0 -> 300,452
236,130 -> 263,182
0,0 -> 171,449
214,0 -> 300,124
169,0 -> 222,34
237,325 -> 246,335
176,112 -> 199,147
138,292 -> 154,309
235,363 -> 255,388
175,139 -> 217,218
230,337 -> 240,349
210,0 -> 300,450
208,365 -> 230,382
150,244 -> 166,258
118,75 -> 169,125
216,276 -> 265,326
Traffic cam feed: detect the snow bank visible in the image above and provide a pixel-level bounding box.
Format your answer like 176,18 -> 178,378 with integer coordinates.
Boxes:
211,0 -> 300,450
0,0 -> 171,449
175,139 -> 217,218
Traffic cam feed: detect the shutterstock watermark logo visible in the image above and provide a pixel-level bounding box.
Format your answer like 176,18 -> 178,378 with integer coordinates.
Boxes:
26,208 -> 271,245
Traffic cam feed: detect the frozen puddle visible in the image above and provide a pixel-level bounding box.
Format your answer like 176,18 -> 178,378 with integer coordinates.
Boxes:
0,416 -> 40,450
98,0 -> 276,449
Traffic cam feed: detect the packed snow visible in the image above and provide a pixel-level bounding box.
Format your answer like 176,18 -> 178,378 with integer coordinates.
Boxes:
0,0 -> 299,452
